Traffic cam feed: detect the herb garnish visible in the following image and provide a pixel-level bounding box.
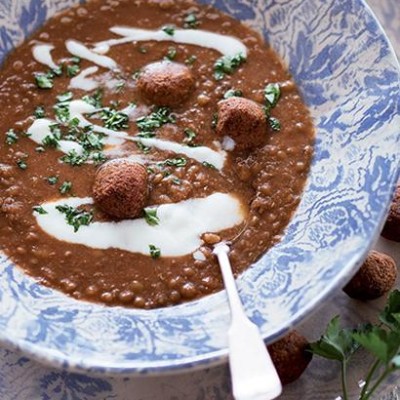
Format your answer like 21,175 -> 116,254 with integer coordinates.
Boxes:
184,13 -> 199,29
32,205 -> 48,215
149,244 -> 161,259
224,89 -> 243,99
55,204 -> 93,232
60,150 -> 87,166
34,106 -> 46,119
202,161 -> 217,169
42,124 -> 61,148
214,53 -> 246,81
34,66 -> 62,89
82,89 -> 103,108
91,152 -> 107,165
16,159 -> 27,170
184,128 -> 197,146
136,141 -> 151,154
162,26 -> 175,36
144,208 -> 160,226
264,83 -> 282,131
165,47 -> 177,61
5,129 -> 18,145
158,157 -> 187,168
67,64 -> 80,77
310,290 -> 400,400
47,176 -> 59,185
101,108 -> 129,131
59,181 -> 72,195
136,107 -> 175,135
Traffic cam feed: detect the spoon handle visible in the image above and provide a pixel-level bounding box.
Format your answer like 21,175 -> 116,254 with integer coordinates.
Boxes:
214,243 -> 282,400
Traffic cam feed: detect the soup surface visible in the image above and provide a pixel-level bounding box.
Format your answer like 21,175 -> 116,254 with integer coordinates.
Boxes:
0,0 -> 314,309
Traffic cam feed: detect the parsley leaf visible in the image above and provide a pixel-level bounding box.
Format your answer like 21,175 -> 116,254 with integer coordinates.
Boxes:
144,208 -> 160,226
16,159 -> 27,170
136,107 -> 175,135
214,53 -> 246,81
184,128 -> 197,146
32,205 -> 47,215
184,13 -> 199,29
55,204 -> 93,232
162,26 -> 175,36
380,290 -> 400,331
82,90 -> 103,108
5,129 -> 18,145
224,88 -> 243,99
268,117 -> 281,132
67,64 -> 80,77
202,161 -> 216,169
165,47 -> 177,61
59,181 -> 72,195
159,157 -> 187,168
149,244 -> 161,259
35,73 -> 54,89
34,106 -> 46,119
264,83 -> 281,109
185,55 -> 197,66
60,150 -> 88,166
101,108 -> 129,131
47,176 -> 59,185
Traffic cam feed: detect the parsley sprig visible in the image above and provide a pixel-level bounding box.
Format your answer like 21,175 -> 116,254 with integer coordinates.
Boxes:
264,83 -> 281,131
214,53 -> 246,81
311,290 -> 400,400
136,107 -> 175,136
55,204 -> 93,232
144,208 -> 160,226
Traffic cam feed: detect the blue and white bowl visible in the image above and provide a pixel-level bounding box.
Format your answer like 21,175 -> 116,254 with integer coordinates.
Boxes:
0,0 -> 399,375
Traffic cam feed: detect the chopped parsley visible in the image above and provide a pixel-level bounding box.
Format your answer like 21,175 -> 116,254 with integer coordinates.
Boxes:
82,90 -> 103,108
149,244 -> 161,259
16,159 -> 27,170
264,83 -> 282,131
34,66 -> 62,89
67,64 -> 80,77
214,53 -> 246,80
32,205 -> 47,215
138,46 -> 148,54
132,70 -> 141,81
91,152 -> 107,164
59,181 -> 72,195
54,92 -> 73,123
60,150 -> 88,166
136,107 -> 175,135
5,129 -> 18,145
136,141 -> 151,154
172,177 -> 181,185
144,208 -> 160,226
185,55 -> 197,66
268,117 -> 281,132
47,176 -> 59,185
34,106 -> 45,119
184,128 -> 197,146
35,73 -> 54,89
159,157 -> 187,168
55,204 -> 93,232
264,83 -> 281,109
183,13 -> 199,29
115,81 -> 125,92
165,47 -> 177,61
101,108 -> 129,131
162,26 -> 175,36
202,161 -> 217,169
42,124 -> 61,148
224,88 -> 243,99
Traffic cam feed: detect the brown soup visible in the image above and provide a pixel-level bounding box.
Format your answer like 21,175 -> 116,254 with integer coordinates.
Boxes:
0,0 -> 314,309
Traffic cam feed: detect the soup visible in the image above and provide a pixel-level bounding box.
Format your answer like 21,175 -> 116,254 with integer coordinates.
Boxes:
0,0 -> 314,309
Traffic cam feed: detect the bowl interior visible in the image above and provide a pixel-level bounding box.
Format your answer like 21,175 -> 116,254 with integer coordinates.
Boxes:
0,0 -> 399,374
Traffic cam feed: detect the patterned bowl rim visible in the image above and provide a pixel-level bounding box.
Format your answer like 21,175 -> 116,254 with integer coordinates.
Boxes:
0,0 -> 399,375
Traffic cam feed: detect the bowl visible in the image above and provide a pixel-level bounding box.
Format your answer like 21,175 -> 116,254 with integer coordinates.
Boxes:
0,0 -> 399,375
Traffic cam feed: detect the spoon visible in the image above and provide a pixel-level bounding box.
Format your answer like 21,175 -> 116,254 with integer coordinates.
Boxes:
213,242 -> 282,400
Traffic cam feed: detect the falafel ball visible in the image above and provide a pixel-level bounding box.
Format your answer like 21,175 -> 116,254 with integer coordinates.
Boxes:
381,184 -> 400,242
343,250 -> 397,300
93,159 -> 149,219
216,97 -> 267,151
136,61 -> 195,107
268,330 -> 312,385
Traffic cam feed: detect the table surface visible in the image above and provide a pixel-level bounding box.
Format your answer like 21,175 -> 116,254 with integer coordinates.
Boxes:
1,1 -> 399,399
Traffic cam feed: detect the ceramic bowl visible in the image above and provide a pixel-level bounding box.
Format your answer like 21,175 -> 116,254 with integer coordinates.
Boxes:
0,0 -> 399,375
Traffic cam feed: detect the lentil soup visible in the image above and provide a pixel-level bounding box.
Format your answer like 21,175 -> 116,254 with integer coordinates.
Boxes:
0,0 -> 314,309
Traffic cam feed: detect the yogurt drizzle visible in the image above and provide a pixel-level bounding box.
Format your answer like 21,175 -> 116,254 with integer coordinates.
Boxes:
94,27 -> 248,58
35,193 -> 245,257
32,44 -> 58,70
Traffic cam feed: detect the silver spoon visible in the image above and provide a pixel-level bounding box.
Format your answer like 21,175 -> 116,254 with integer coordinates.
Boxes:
213,242 -> 282,400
